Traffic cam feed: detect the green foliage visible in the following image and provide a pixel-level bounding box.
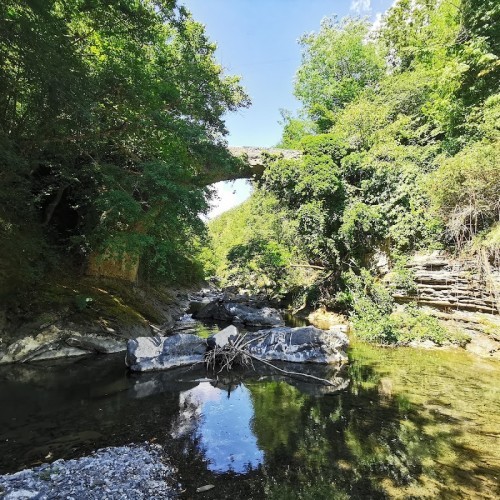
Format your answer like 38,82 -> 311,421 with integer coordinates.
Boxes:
295,17 -> 385,130
390,256 -> 417,294
391,305 -> 470,346
348,270 -> 468,345
0,0 -> 249,293
277,110 -> 317,149
205,190 -> 315,300
252,0 -> 497,315
347,269 -> 398,343
74,295 -> 93,312
430,94 -> 500,249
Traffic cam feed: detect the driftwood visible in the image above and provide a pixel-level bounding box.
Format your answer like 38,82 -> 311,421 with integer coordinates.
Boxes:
204,332 -> 337,387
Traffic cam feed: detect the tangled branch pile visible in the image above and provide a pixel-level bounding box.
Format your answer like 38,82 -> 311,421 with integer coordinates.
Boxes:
204,332 -> 337,387
204,333 -> 257,373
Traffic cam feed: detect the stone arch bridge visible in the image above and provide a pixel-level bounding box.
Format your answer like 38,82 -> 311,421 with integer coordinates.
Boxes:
203,146 -> 301,185
88,146 -> 301,281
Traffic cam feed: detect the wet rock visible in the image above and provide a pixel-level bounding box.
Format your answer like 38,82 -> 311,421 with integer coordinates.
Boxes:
126,334 -> 206,372
194,301 -> 284,327
65,334 -> 126,354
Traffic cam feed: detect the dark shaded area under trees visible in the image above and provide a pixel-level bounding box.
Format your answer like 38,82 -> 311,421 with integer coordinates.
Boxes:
0,0 -> 249,306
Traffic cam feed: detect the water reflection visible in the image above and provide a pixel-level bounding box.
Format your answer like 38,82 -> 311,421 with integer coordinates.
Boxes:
172,381 -> 264,473
0,338 -> 499,499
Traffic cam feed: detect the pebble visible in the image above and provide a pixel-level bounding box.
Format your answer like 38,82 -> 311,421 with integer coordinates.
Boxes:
0,444 -> 177,499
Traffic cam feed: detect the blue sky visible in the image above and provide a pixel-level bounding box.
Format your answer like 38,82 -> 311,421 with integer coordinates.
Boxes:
181,0 -> 395,217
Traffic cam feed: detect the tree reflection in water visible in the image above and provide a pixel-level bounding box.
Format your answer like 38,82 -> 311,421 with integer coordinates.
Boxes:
247,342 -> 500,499
0,341 -> 498,499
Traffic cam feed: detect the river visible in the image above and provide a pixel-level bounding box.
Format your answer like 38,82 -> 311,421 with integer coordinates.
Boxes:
0,318 -> 499,498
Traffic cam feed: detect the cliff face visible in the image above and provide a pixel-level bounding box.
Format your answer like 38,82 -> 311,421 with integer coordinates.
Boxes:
393,251 -> 500,357
395,252 -> 499,315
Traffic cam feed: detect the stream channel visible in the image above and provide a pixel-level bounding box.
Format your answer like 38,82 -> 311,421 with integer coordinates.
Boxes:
1,314 -> 499,498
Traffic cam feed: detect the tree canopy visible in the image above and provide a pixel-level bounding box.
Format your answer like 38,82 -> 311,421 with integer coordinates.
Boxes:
0,0 -> 249,295
207,0 -> 499,342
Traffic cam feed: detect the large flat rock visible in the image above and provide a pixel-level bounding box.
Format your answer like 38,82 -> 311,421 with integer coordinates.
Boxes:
244,326 -> 348,365
126,334 -> 206,372
208,325 -> 349,366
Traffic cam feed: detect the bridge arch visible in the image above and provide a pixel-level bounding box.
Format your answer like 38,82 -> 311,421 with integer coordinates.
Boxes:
201,146 -> 301,185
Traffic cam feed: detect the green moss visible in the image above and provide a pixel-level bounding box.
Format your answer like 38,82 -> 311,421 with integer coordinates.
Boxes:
2,269 -> 185,343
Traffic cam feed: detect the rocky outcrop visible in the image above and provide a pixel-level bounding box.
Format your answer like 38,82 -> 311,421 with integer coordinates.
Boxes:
394,252 -> 499,315
125,334 -> 207,372
0,326 -> 127,364
193,300 -> 284,327
392,251 -> 500,357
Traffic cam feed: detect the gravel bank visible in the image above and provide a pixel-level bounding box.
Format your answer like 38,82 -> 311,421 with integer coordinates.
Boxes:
0,444 -> 177,499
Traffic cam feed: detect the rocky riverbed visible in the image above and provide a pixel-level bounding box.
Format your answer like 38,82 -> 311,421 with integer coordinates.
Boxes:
1,335 -> 499,499
0,444 -> 178,499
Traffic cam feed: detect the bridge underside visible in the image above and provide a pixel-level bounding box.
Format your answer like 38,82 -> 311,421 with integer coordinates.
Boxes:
202,146 -> 301,185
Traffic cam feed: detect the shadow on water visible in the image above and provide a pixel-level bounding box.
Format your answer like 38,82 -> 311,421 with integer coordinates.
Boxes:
0,334 -> 499,498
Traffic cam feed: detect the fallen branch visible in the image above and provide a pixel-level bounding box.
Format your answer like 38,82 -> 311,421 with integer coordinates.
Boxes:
244,350 -> 337,387
204,332 -> 336,387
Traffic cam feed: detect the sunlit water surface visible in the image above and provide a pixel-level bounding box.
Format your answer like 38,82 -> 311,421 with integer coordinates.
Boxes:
0,319 -> 499,499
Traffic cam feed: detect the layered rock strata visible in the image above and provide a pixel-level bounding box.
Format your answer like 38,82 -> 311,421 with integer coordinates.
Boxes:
393,251 -> 499,357
394,252 -> 499,316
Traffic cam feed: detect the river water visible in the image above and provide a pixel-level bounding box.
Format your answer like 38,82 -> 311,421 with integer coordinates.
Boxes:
0,319 -> 499,499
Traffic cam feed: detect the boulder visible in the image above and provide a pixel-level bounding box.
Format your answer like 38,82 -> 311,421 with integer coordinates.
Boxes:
308,308 -> 349,331
207,325 -> 239,349
126,334 -> 207,372
208,325 -> 349,366
188,299 -> 212,315
244,326 -> 348,365
194,301 -> 284,327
